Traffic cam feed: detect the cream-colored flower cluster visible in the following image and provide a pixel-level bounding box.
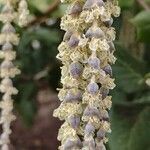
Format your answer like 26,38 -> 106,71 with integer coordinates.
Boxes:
54,0 -> 120,149
0,0 -> 29,149
18,0 -> 30,27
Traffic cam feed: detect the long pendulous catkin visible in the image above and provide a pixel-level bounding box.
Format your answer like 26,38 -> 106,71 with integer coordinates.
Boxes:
0,0 -> 29,149
54,0 -> 120,149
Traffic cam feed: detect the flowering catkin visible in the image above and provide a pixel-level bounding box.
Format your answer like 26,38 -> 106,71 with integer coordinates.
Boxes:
54,0 -> 120,149
0,0 -> 29,149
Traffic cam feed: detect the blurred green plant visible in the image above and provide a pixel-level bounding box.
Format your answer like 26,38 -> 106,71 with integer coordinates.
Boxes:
0,0 -> 149,149
108,0 -> 150,150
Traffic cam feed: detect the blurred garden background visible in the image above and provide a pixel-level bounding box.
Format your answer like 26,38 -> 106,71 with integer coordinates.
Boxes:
0,0 -> 150,149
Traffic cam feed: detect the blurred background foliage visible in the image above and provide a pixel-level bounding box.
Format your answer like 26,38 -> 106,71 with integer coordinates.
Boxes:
0,0 -> 150,149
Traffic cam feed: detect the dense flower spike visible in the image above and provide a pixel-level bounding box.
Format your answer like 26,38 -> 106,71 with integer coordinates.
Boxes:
54,0 -> 120,149
0,0 -> 29,149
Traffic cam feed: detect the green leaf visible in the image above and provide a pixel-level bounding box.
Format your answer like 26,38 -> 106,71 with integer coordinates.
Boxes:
28,0 -> 54,13
52,4 -> 68,18
18,27 -> 61,75
16,83 -> 37,126
131,11 -> 150,28
109,106 -> 150,150
111,87 -> 127,104
133,93 -> 150,104
137,25 -> 150,42
119,0 -> 134,9
130,11 -> 150,42
112,89 -> 150,106
20,28 -> 60,47
113,44 -> 145,93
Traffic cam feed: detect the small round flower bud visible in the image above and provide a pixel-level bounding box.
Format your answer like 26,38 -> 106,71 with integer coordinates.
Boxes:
104,18 -> 113,27
97,128 -> 106,140
83,138 -> 96,149
83,0 -> 104,10
68,34 -> 79,48
84,106 -> 100,118
103,65 -> 112,76
100,87 -> 109,99
68,115 -> 80,129
96,142 -> 106,150
88,56 -> 100,69
87,82 -> 99,95
76,139 -> 83,148
65,89 -> 82,102
63,31 -> 72,41
1,61 -> 14,70
85,122 -> 95,135
85,26 -> 104,39
2,42 -> 13,51
101,110 -> 109,121
1,78 -> 13,87
108,42 -> 115,52
64,139 -> 82,149
1,3 -> 13,14
64,139 -> 74,149
69,2 -> 82,15
70,62 -> 83,78
1,23 -> 16,33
